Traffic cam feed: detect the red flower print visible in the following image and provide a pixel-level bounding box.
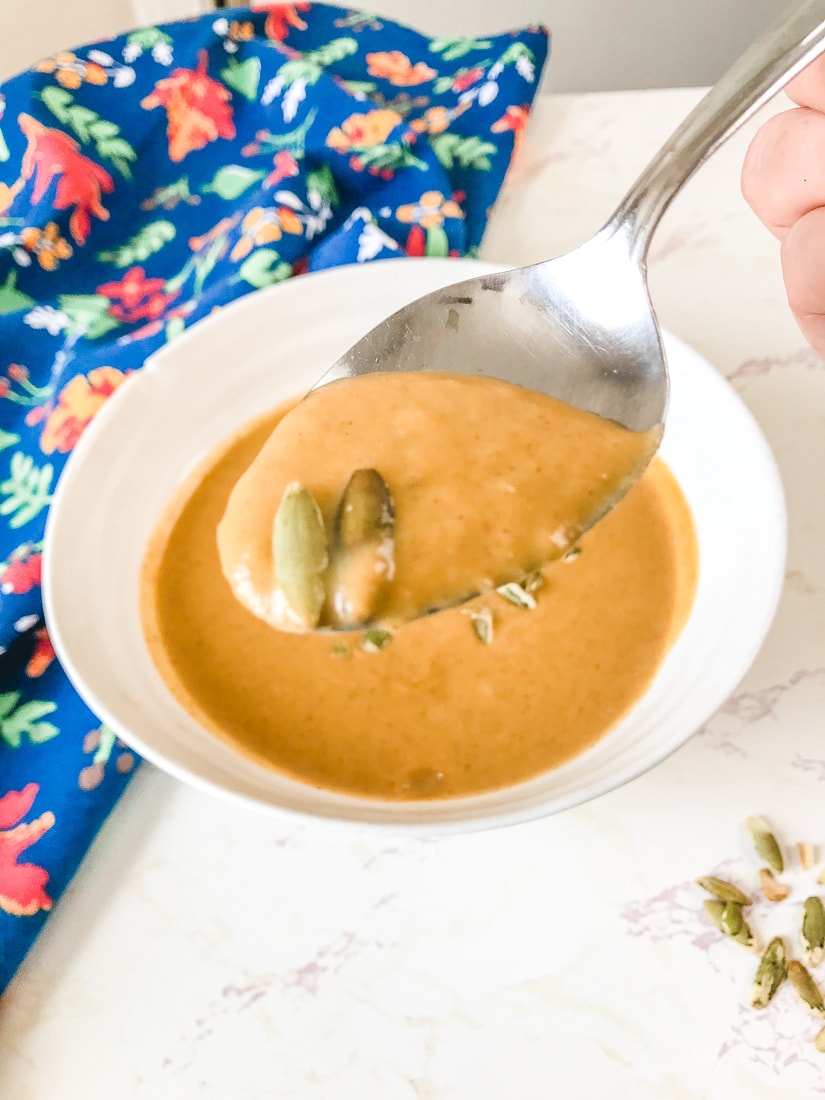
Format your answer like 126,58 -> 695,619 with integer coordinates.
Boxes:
141,50 -> 235,163
0,549 -> 42,595
260,2 -> 311,42
492,104 -> 530,161
18,114 -> 114,245
452,67 -> 484,93
265,149 -> 300,188
26,629 -> 55,678
97,266 -> 180,325
405,225 -> 426,257
0,784 -> 54,917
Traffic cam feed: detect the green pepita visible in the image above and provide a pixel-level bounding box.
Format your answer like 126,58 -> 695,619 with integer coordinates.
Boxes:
695,876 -> 751,906
704,899 -> 757,950
273,482 -> 328,629
746,815 -> 784,874
330,468 -> 395,628
788,960 -> 825,1018
802,897 -> 825,968
750,937 -> 787,1009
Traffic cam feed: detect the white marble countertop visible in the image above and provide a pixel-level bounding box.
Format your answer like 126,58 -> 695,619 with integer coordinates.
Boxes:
3,86 -> 825,1099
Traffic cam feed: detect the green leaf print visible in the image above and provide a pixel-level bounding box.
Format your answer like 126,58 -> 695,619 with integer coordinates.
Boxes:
431,133 -> 497,171
251,111 -> 318,159
312,37 -> 359,67
202,165 -> 266,201
164,315 -> 186,344
0,272 -> 35,316
58,294 -> 120,340
0,693 -> 59,748
0,692 -> 19,720
425,225 -> 450,257
0,452 -> 54,529
221,56 -> 262,101
0,128 -> 9,162
276,37 -> 357,88
126,26 -> 173,50
306,165 -> 339,207
357,144 -> 426,172
39,85 -> 73,123
238,249 -> 292,289
97,220 -> 176,266
39,87 -> 137,178
0,431 -> 20,451
498,42 -> 536,68
336,79 -> 377,96
429,37 -> 492,61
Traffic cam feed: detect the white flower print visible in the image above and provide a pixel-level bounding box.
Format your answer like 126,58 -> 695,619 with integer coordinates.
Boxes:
282,77 -> 307,123
24,306 -> 69,335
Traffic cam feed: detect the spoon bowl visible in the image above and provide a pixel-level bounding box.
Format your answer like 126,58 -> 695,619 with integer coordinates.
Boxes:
316,226 -> 666,434
311,0 -> 825,575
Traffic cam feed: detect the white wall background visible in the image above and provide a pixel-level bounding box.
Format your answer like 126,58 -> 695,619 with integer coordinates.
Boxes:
0,0 -> 787,91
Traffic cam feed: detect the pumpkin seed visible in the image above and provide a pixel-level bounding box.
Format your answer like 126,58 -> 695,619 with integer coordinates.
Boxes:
802,897 -> 825,968
336,467 -> 394,548
788,960 -> 825,1017
746,815 -> 784,874
463,605 -> 494,645
273,482 -> 328,629
360,628 -> 393,653
496,582 -> 536,610
750,937 -> 787,1009
704,899 -> 757,950
330,468 -> 395,628
696,876 -> 751,906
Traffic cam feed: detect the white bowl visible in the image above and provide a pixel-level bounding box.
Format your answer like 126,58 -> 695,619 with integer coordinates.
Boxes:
43,259 -> 786,832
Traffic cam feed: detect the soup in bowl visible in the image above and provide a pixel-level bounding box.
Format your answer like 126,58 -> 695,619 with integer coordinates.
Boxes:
43,260 -> 786,831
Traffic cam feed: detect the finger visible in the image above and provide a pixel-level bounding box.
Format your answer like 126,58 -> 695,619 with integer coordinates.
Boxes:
781,206 -> 825,359
741,107 -> 825,238
786,54 -> 825,111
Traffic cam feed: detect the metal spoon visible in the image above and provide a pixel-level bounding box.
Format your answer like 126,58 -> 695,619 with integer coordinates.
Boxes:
316,0 -> 825,435
298,0 -> 825,631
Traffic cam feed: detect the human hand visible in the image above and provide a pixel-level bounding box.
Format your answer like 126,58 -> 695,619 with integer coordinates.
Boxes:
742,56 -> 825,356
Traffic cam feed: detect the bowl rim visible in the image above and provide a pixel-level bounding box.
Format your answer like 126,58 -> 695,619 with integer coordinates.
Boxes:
43,257 -> 788,834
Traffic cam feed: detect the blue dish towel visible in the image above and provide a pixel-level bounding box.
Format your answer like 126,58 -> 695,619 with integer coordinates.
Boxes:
0,3 -> 548,990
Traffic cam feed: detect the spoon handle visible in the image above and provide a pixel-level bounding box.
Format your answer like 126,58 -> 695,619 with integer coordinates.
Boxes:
609,0 -> 825,260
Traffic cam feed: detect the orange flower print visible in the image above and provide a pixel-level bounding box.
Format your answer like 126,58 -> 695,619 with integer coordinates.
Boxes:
188,215 -> 238,254
0,784 -> 54,917
228,20 -> 255,43
230,205 -> 303,260
326,109 -> 403,154
261,2 -> 311,42
40,366 -> 130,454
20,221 -> 73,270
18,114 -> 114,245
366,51 -> 436,87
35,50 -> 108,89
492,105 -> 530,161
396,190 -> 464,229
409,103 -> 469,135
141,49 -> 236,163
26,628 -> 55,679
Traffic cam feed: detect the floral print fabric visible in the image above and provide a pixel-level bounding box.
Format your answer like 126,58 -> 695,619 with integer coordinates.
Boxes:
0,4 -> 548,990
